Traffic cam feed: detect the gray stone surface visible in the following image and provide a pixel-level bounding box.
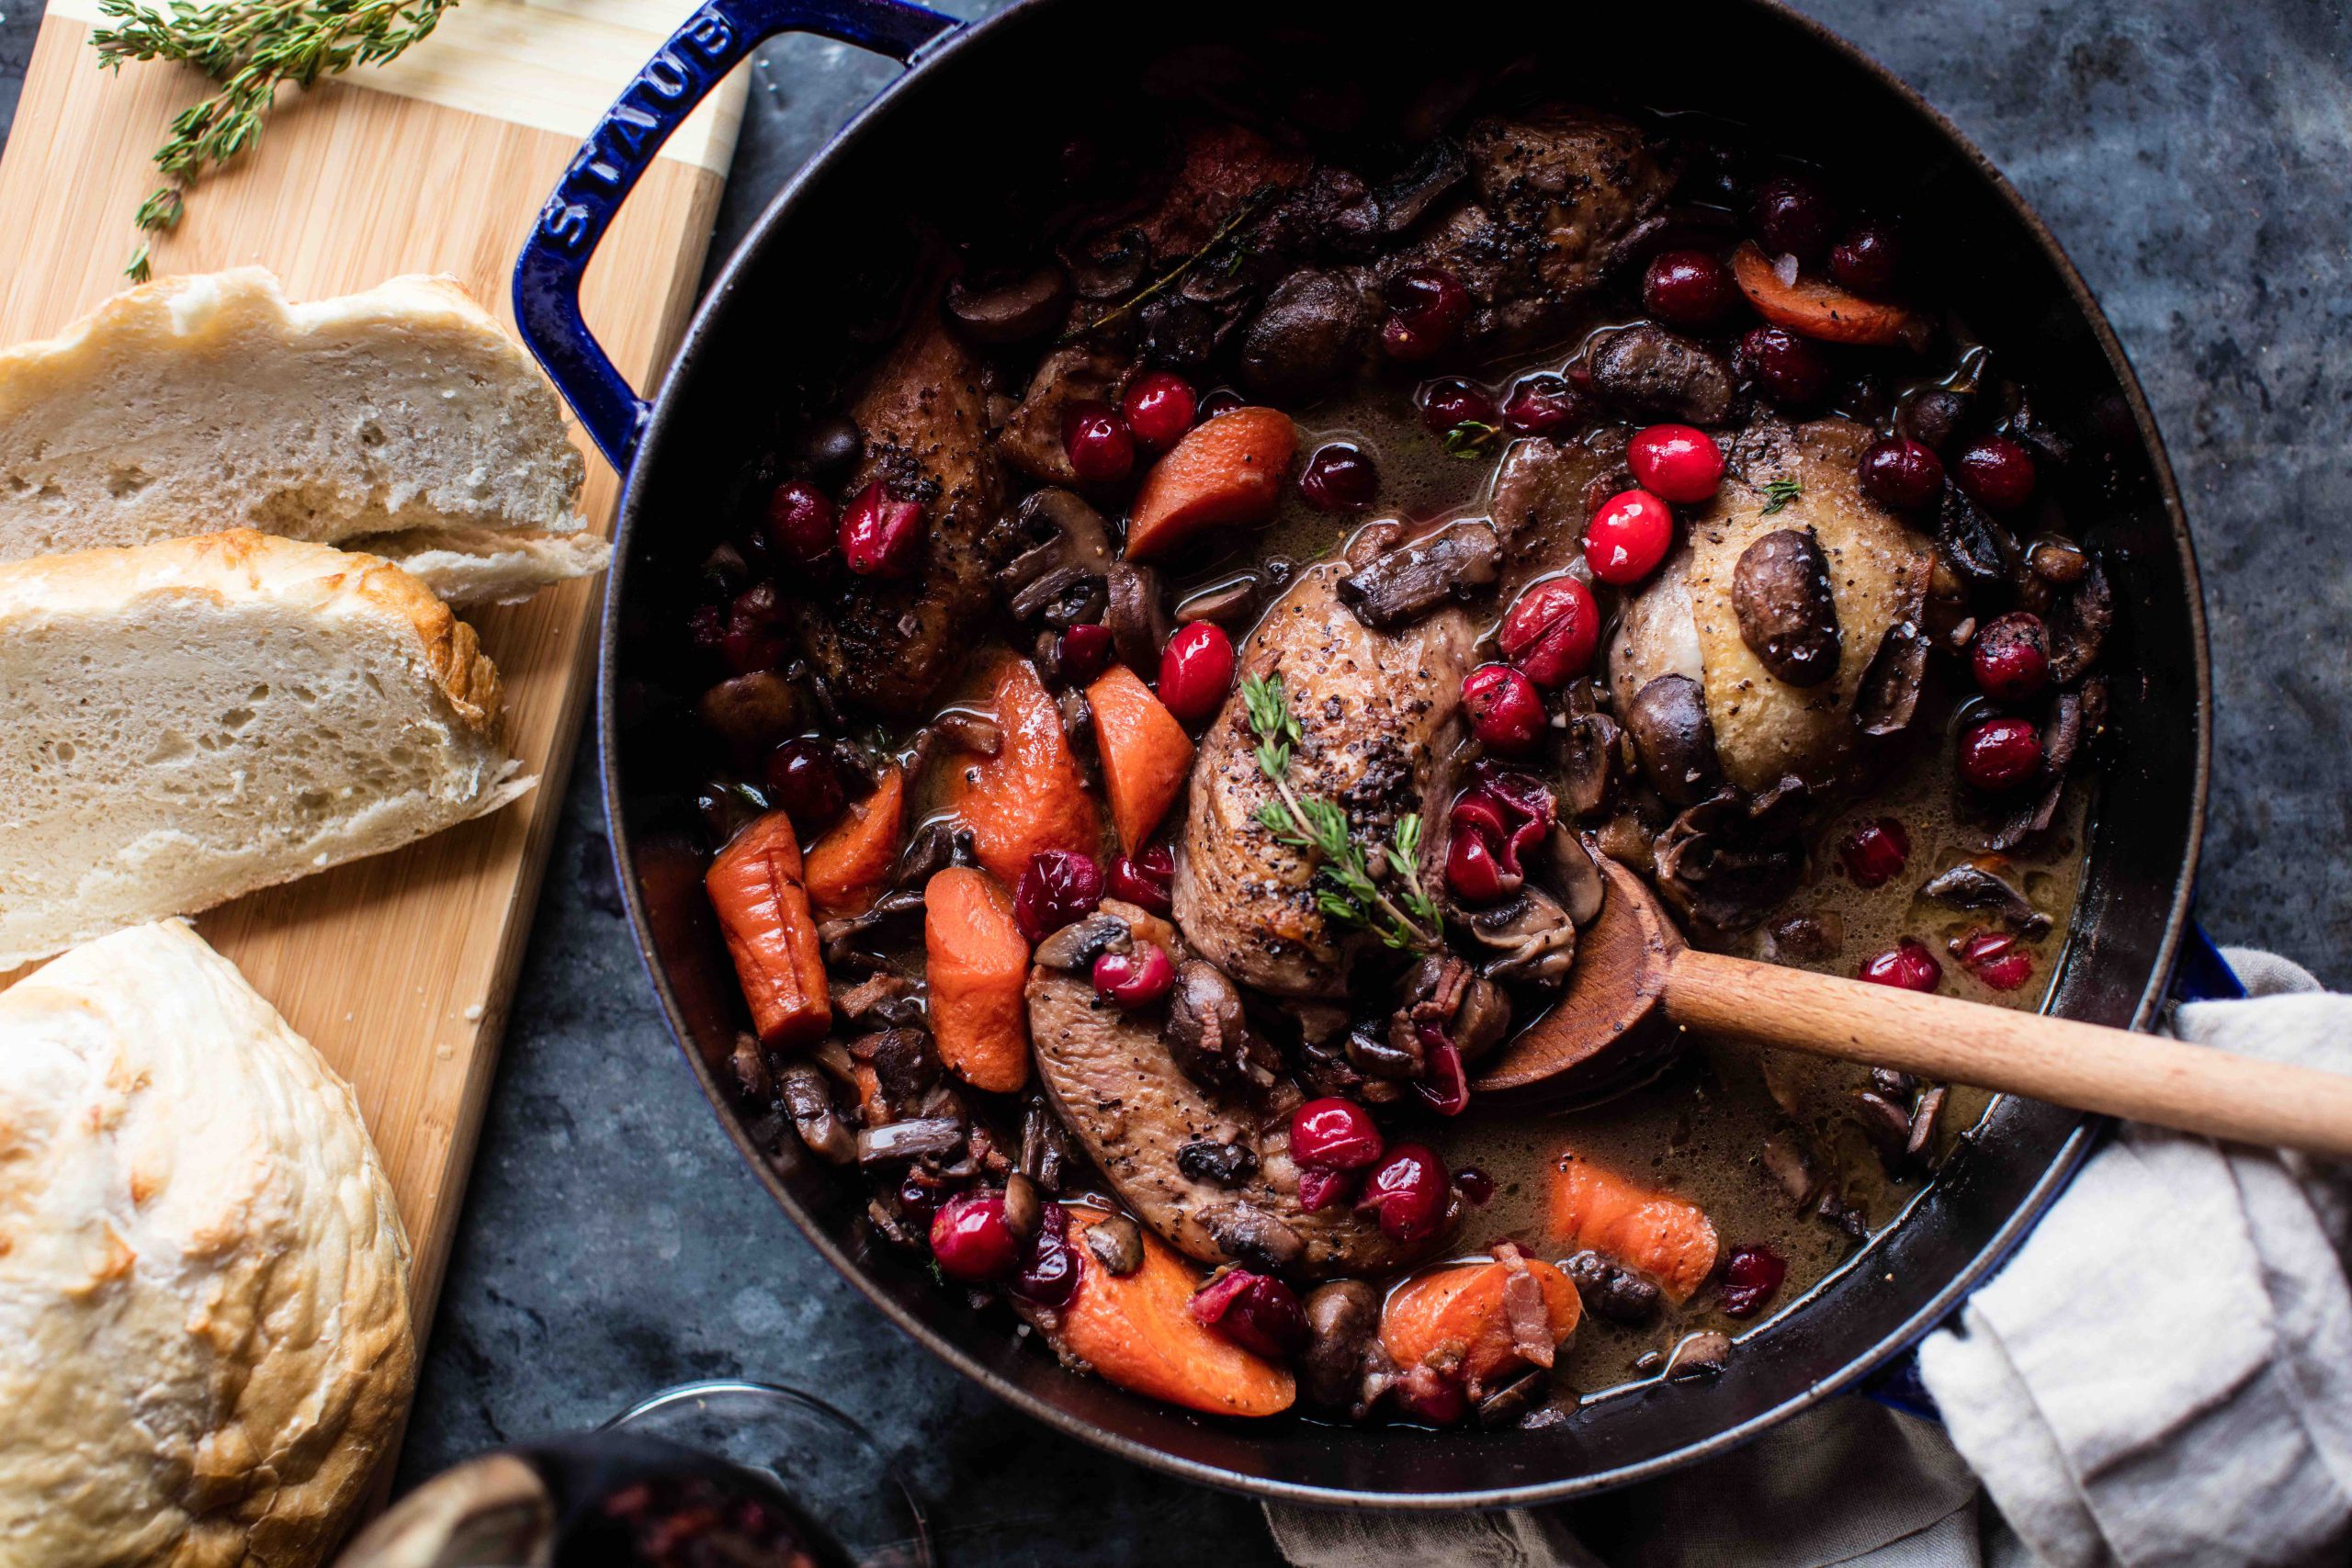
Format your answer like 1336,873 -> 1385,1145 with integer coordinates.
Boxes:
0,0 -> 2342,1559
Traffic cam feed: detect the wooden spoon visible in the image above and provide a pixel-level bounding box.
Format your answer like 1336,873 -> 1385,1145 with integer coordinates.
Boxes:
1472,858 -> 2352,1158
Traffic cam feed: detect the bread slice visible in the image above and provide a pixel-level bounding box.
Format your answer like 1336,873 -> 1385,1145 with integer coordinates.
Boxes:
0,530 -> 533,965
0,268 -> 604,605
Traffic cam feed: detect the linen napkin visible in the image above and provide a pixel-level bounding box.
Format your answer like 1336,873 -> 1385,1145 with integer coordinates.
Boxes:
1263,948 -> 2352,1568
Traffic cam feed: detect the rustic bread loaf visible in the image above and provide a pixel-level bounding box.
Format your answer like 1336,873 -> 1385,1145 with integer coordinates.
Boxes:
0,268 -> 603,605
0,919 -> 414,1567
0,529 -> 533,966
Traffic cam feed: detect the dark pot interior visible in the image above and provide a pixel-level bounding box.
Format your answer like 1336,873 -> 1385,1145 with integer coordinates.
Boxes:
594,0 -> 2209,1505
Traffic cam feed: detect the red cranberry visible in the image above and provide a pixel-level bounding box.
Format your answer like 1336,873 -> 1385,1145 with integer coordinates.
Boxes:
1739,325 -> 1831,408
1415,1035 -> 1471,1117
1013,849 -> 1104,942
1957,929 -> 2034,992
1859,436 -> 1947,510
929,1192 -> 1018,1283
718,582 -> 792,673
1359,1144 -> 1450,1242
765,480 -> 837,568
1299,444 -> 1380,512
1092,943 -> 1175,1008
1462,663 -> 1545,752
1445,825 -> 1513,903
1157,622 -> 1236,726
1628,423 -> 1726,503
1197,387 -> 1247,420
1829,219 -> 1903,297
1419,377 -> 1498,434
1189,1269 -> 1310,1358
1751,172 -> 1836,261
763,740 -> 845,835
1120,370 -> 1197,451
1106,845 -> 1175,915
1585,488 -> 1675,585
1062,400 -> 1136,484
1973,612 -> 2052,701
839,481 -> 925,578
1453,1166 -> 1495,1205
1838,818 -> 1911,889
1290,1098 -> 1385,1170
1013,1201 -> 1078,1306
1642,247 -> 1738,328
1860,938 -> 1943,993
1296,1167 -> 1358,1212
1959,716 -> 2045,792
1720,1244 -> 1788,1318
1498,577 -> 1600,687
1954,435 -> 2038,511
1501,373 -> 1583,434
1056,621 -> 1115,687
1381,267 -> 1469,361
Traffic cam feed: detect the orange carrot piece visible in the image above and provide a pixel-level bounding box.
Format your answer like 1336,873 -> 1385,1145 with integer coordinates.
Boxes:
1547,1154 -> 1721,1303
804,765 -> 906,919
1086,665 -> 1195,853
949,657 -> 1102,885
1125,406 -> 1298,561
1730,241 -> 1932,351
706,811 -> 831,1049
1380,1253 -> 1581,1385
1058,1208 -> 1296,1417
923,866 -> 1033,1093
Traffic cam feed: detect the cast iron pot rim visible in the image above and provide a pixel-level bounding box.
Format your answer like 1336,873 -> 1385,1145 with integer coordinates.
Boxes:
594,0 -> 2213,1509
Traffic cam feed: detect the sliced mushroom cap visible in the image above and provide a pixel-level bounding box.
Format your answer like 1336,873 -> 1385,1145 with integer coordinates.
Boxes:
1336,520 -> 1502,630
2047,556 -> 2112,683
1084,1214 -> 1147,1276
1920,863 -> 2052,938
1587,322 -> 1734,424
1238,267 -> 1380,404
945,265 -> 1070,344
1163,958 -> 1277,1094
1732,526 -> 1841,687
1555,710 -> 1621,820
777,1063 -> 855,1166
998,488 -> 1114,608
1198,1201 -> 1308,1273
1372,136 -> 1469,234
1060,224 -> 1149,299
1652,781 -> 1810,935
1625,674 -> 1723,807
1461,886 -> 1577,987
1853,622 -> 1930,739
1105,560 -> 1174,675
1936,489 -> 2018,597
1299,1279 -> 1382,1412
1175,574 -> 1261,625
1542,825 -> 1608,927
1034,913 -> 1133,970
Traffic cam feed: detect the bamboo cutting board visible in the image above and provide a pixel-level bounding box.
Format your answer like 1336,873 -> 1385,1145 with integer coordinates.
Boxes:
0,0 -> 743,1329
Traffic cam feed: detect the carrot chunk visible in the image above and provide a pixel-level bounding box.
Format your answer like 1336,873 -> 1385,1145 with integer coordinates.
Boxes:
1729,241 -> 1932,351
1057,1208 -> 1295,1417
923,866 -> 1032,1093
706,811 -> 831,1049
804,765 -> 906,919
949,657 -> 1102,885
1547,1154 -> 1721,1303
1086,665 -> 1195,853
1380,1249 -> 1581,1387
1125,406 -> 1297,561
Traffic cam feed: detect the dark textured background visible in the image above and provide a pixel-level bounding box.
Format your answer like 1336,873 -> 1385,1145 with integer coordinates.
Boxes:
1,0 -> 2341,1559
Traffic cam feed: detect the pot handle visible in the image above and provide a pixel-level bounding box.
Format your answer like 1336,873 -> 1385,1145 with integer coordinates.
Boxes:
513,0 -> 958,472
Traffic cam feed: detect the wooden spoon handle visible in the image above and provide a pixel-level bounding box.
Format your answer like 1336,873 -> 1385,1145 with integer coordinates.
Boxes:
1663,947 -> 2352,1158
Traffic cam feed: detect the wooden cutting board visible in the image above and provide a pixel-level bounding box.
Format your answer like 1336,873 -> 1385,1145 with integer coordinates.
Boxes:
0,0 -> 743,1334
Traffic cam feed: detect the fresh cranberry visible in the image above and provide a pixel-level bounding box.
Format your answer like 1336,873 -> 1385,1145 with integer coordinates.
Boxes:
1498,577 -> 1600,688
1751,172 -> 1836,261
1860,938 -> 1943,993
1959,716 -> 2045,792
1359,1144 -> 1450,1242
1445,826 -> 1513,903
929,1192 -> 1018,1283
1290,1098 -> 1385,1170
1415,1035 -> 1471,1117
1062,400 -> 1136,484
1629,423 -> 1727,503
718,582 -> 792,673
839,481 -> 925,578
1197,387 -> 1246,420
897,1173 -> 941,1221
1013,1201 -> 1078,1306
1299,444 -> 1380,512
1838,818 -> 1911,889
1954,435 -> 2038,511
1092,943 -> 1176,1008
1157,622 -> 1236,725
1462,663 -> 1546,752
1739,325 -> 1831,408
1419,377 -> 1498,434
1720,1244 -> 1788,1318
1453,1166 -> 1496,1205
1642,248 -> 1738,328
1190,1269 -> 1310,1358
1056,622 -> 1115,687
1106,845 -> 1175,915
1296,1167 -> 1358,1212
1973,613 -> 2052,701
1501,373 -> 1583,434
1585,488 -> 1676,585
765,480 -> 837,568
763,740 -> 846,835
1957,929 -> 2034,992
1859,436 -> 1946,510
1121,370 -> 1197,451
1381,267 -> 1469,361
1013,849 -> 1104,942
1829,219 -> 1903,296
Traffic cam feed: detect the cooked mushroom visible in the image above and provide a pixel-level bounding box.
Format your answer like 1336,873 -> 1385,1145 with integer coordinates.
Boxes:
944,265 -> 1069,344
1852,622 -> 1930,738
846,1027 -> 940,1117
996,488 -> 1114,621
1732,526 -> 1841,686
893,818 -> 973,890
1461,886 -> 1577,987
1105,561 -> 1173,674
1541,824 -> 1607,927
833,971 -> 922,1030
695,671 -> 803,755
1936,489 -> 2017,596
855,1116 -> 966,1166
1084,1214 -> 1147,1277
1300,1280 -> 1382,1411
1896,387 -> 1969,455
1001,1171 -> 1044,1242
929,710 -> 1003,757
1758,1133 -> 1816,1207
1177,1137 -> 1261,1187
1346,1027 -> 1423,1081
1566,1249 -> 1662,1325
1019,1093 -> 1074,1192
1853,1089 -> 1915,1167
1238,267 -> 1379,404
1652,780 -> 1810,935
1034,913 -> 1131,971
1476,1367 -> 1551,1428
1164,959 -> 1278,1094
1175,574 -> 1261,626
2047,557 -> 2112,683
1587,322 -> 1734,424
1335,520 -> 1502,630
1372,136 -> 1469,234
1906,1085 -> 1949,1164
1451,976 -> 1514,1063
1665,1330 -> 1731,1381
1624,674 -> 1723,807
1768,910 -> 1844,962
1921,863 -> 2052,938
1555,706 -> 1621,820
778,1064 -> 855,1166
1198,1201 -> 1308,1273
1060,224 -> 1148,299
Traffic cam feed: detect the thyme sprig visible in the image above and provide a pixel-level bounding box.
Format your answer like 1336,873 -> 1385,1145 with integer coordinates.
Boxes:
1442,420 -> 1499,459
1760,476 -> 1804,514
1064,184 -> 1277,343
1240,671 -> 1442,953
92,0 -> 462,280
